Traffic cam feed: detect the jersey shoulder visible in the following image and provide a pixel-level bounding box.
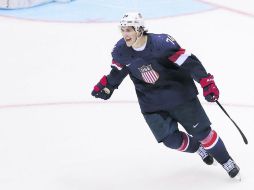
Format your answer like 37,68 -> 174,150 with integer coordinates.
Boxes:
149,33 -> 180,51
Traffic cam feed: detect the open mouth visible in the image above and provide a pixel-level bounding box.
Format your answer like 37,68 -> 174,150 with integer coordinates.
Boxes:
125,38 -> 131,42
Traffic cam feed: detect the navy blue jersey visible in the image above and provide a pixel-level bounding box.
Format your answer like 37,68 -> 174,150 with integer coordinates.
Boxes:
107,33 -> 208,113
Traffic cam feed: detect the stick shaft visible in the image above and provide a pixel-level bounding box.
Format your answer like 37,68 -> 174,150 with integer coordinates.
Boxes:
216,101 -> 248,145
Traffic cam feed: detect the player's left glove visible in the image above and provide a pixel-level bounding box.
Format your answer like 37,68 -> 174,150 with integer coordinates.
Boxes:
200,74 -> 219,102
91,75 -> 114,100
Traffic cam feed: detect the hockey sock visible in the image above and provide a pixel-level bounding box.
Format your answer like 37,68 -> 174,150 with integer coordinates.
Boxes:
200,130 -> 230,164
177,132 -> 200,153
162,131 -> 200,153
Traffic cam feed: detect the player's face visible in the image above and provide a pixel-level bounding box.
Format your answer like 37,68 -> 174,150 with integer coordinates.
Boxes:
120,26 -> 138,47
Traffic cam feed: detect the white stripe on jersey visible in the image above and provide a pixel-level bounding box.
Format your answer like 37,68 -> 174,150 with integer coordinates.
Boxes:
111,60 -> 123,70
175,50 -> 192,66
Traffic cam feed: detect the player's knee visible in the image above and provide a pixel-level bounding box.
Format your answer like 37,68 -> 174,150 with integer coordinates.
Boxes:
162,132 -> 182,149
191,126 -> 211,141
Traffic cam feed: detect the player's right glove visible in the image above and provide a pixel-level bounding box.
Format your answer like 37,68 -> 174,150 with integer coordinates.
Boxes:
199,74 -> 219,102
91,75 -> 114,100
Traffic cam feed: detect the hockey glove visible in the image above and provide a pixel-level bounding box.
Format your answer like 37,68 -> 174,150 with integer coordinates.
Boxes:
200,74 -> 219,102
91,75 -> 114,100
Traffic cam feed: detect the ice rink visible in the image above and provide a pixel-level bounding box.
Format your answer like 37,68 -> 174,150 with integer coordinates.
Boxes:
0,0 -> 254,189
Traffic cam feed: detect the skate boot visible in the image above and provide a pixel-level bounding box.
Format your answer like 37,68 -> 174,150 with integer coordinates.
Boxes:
197,146 -> 214,165
222,158 -> 240,179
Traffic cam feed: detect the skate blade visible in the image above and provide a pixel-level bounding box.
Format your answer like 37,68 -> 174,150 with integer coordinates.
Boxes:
212,160 -> 218,166
231,173 -> 241,182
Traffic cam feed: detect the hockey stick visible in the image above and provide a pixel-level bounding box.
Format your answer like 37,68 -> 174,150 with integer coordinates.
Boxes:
216,100 -> 248,145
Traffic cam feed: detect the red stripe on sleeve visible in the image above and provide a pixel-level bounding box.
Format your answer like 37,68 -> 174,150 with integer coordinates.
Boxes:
168,48 -> 185,62
112,60 -> 123,68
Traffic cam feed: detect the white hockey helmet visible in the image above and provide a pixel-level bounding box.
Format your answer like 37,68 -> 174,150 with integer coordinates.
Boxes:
119,12 -> 145,32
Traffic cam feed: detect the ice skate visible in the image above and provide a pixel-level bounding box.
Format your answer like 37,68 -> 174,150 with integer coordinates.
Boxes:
222,158 -> 241,181
197,146 -> 214,165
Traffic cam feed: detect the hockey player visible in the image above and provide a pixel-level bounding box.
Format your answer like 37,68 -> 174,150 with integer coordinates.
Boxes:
91,12 -> 240,179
